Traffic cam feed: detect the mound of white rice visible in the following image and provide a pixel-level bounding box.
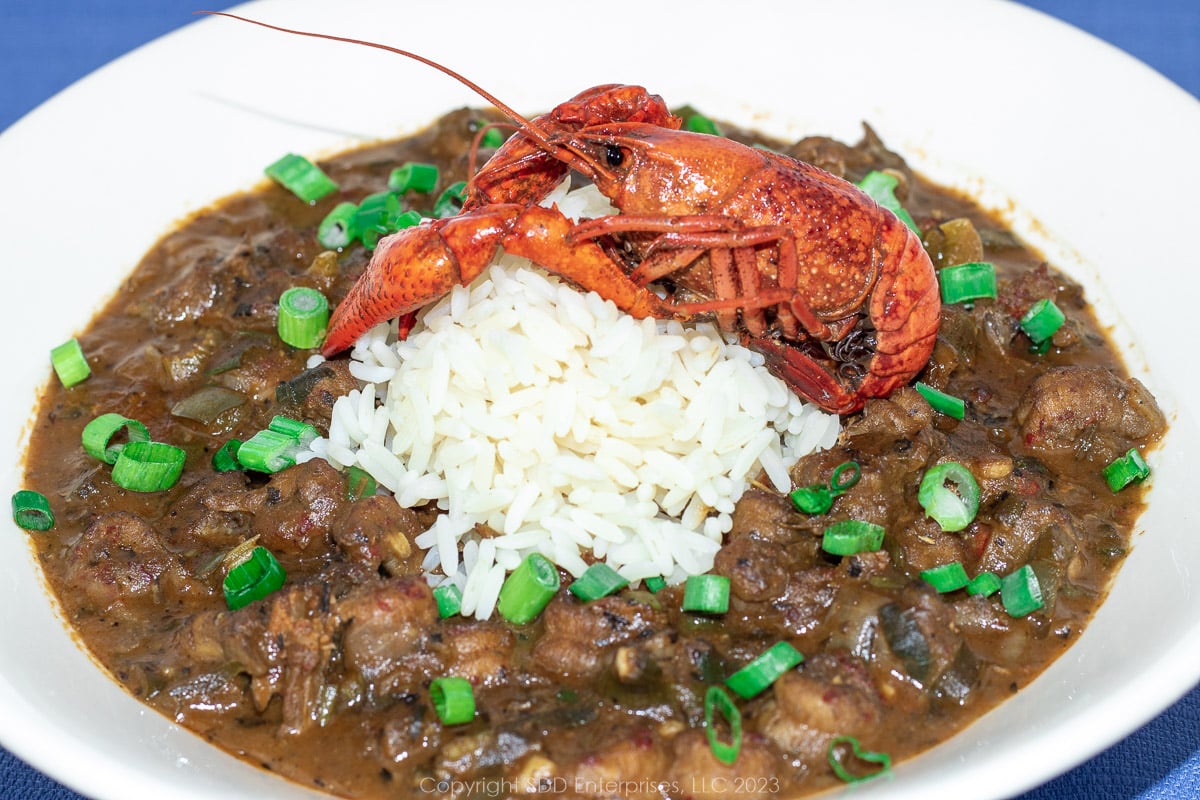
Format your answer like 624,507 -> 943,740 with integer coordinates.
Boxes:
307,181 -> 839,620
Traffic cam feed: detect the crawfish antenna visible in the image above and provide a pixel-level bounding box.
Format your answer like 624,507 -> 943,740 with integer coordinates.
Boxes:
196,11 -> 555,149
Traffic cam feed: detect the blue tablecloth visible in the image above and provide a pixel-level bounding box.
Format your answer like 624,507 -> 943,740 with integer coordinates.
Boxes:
1,2 -> 1197,798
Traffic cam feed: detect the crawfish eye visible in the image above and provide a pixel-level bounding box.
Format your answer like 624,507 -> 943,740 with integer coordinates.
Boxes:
605,145 -> 625,167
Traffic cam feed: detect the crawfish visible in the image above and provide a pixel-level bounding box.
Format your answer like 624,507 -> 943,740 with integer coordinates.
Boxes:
211,14 -> 939,415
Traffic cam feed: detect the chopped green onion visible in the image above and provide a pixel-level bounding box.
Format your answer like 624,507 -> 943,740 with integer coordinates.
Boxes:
569,563 -> 630,601
345,465 -> 377,500
434,583 -> 463,618
236,429 -> 300,473
704,685 -> 742,765
496,553 -> 560,624
264,153 -> 338,203
50,338 -> 91,388
920,561 -> 970,593
317,201 -> 359,249
685,113 -> 721,136
914,382 -> 966,420
268,415 -> 319,448
790,461 -> 861,514
939,261 -> 997,305
828,735 -> 892,783
82,413 -> 151,465
432,181 -> 468,219
1019,298 -> 1065,344
480,127 -> 505,149
223,546 -> 287,610
857,170 -> 919,233
429,676 -> 475,725
917,462 -> 980,532
1103,447 -> 1150,492
821,520 -> 885,556
388,162 -> 440,194
354,191 -> 403,249
790,485 -> 834,515
12,490 -> 54,531
1000,564 -> 1044,617
111,441 -> 186,492
277,287 -> 329,349
212,439 -> 243,472
725,641 -> 805,699
682,574 -> 730,614
644,576 -> 667,593
966,571 -> 1002,597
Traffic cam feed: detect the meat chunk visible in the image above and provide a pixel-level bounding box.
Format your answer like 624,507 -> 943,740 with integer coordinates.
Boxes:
275,360 -> 360,433
713,535 -> 789,602
161,471 -> 251,548
1015,366 -> 1165,462
331,494 -> 424,575
339,577 -> 438,694
666,729 -> 781,800
62,512 -> 202,617
757,653 -> 883,768
205,458 -> 347,556
208,582 -> 340,735
437,621 -> 516,688
532,595 -> 666,682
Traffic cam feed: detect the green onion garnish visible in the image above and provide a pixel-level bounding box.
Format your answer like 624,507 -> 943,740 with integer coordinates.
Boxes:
429,676 -> 475,725
212,439 -> 243,472
12,490 -> 54,531
821,520 -> 885,556
790,461 -> 861,514
223,545 -> 287,610
82,413 -> 151,465
434,583 -> 463,618
496,553 -> 560,624
939,261 -> 997,305
388,162 -> 440,194
111,440 -> 186,492
236,429 -> 300,474
917,462 -> 980,532
966,571 -> 1002,597
914,382 -> 966,420
354,191 -> 403,249
50,338 -> 91,388
1000,564 -> 1044,617
704,685 -> 742,765
682,574 -> 731,614
264,153 -> 338,203
568,562 -> 630,601
432,181 -> 468,219
268,415 -> 319,448
1103,447 -> 1150,493
685,113 -> 721,136
345,465 -> 377,501
1019,298 -> 1065,345
725,641 -> 804,699
644,576 -> 667,593
828,735 -> 892,783
857,170 -> 919,234
317,201 -> 359,249
920,561 -> 970,593
277,287 -> 329,350
480,127 -> 505,149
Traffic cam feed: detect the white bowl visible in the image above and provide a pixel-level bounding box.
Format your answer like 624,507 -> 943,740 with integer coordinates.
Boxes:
2,1 -> 1198,798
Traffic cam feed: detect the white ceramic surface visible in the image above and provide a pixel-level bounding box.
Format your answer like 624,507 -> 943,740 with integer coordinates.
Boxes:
2,1 -> 1198,798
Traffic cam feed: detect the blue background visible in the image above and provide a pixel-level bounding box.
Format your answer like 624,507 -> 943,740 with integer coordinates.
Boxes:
0,1 -> 1196,798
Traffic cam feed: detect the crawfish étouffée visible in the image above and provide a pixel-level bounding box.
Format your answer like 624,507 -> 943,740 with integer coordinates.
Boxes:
21,109 -> 1164,798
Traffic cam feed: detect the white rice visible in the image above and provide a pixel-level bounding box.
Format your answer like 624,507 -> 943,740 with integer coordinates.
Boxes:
310,179 -> 840,619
